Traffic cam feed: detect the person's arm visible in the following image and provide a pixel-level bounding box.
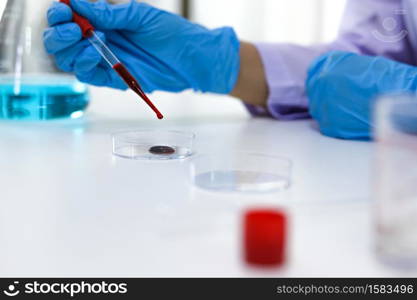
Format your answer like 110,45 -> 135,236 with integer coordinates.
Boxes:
44,0 -> 240,95
44,0 -> 412,121
230,42 -> 269,107
234,0 -> 414,120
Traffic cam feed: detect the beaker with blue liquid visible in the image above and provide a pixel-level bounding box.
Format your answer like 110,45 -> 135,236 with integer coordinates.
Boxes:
0,0 -> 90,121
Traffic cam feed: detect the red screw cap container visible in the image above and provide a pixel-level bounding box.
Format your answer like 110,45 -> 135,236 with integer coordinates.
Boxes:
244,209 -> 287,266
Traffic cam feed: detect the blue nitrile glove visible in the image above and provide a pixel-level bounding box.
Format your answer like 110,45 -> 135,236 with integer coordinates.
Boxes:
306,51 -> 417,140
43,0 -> 240,94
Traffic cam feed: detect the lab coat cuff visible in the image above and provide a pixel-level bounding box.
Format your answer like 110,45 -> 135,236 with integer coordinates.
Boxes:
246,43 -> 311,120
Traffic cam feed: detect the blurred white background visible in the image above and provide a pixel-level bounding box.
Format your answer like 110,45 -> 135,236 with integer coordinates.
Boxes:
191,0 -> 346,44
149,0 -> 347,44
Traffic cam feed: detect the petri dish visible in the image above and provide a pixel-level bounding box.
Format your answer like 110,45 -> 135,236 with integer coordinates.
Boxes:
190,152 -> 292,193
112,130 -> 195,160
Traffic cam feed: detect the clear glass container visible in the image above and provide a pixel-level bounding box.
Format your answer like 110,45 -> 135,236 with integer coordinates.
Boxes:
374,94 -> 417,269
0,0 -> 89,121
112,130 -> 195,160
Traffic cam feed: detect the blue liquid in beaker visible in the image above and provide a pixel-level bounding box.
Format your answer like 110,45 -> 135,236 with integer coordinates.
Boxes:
0,76 -> 89,120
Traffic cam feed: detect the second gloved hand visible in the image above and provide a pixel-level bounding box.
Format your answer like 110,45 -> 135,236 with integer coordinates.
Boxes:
43,0 -> 240,94
306,51 -> 417,140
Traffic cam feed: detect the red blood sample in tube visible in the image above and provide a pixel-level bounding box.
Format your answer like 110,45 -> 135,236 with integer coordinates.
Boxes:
113,63 -> 163,120
244,209 -> 287,266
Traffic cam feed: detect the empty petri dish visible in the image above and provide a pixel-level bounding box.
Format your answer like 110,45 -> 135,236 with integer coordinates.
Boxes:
190,152 -> 292,193
112,130 -> 195,160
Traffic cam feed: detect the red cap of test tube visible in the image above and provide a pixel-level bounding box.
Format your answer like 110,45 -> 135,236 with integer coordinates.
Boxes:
243,209 -> 287,266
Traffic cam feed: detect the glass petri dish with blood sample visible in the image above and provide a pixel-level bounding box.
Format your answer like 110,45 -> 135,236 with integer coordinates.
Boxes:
112,130 -> 195,160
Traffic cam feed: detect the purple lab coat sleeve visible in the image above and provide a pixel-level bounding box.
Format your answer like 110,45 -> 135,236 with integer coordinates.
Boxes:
249,0 -> 415,120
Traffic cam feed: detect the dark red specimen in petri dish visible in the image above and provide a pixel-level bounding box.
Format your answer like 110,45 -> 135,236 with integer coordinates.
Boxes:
149,145 -> 176,155
244,209 -> 287,266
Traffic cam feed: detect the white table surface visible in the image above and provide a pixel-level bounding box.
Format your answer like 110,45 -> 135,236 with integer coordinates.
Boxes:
0,88 -> 415,278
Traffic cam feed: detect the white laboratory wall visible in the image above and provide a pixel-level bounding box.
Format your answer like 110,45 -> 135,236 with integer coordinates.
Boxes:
192,0 -> 347,44
322,0 -> 348,42
145,0 -> 180,13
0,1 -> 5,17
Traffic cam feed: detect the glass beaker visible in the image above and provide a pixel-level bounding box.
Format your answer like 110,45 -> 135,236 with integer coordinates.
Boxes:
0,0 -> 89,121
374,94 -> 417,269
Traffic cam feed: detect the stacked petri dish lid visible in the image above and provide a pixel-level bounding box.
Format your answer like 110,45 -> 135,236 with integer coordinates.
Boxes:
190,152 -> 292,193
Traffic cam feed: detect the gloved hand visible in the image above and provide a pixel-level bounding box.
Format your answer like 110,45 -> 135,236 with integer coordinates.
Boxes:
43,0 -> 240,94
306,51 -> 417,140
